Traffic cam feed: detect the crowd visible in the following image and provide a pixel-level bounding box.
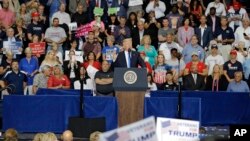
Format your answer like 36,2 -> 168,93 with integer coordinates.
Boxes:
0,0 -> 250,96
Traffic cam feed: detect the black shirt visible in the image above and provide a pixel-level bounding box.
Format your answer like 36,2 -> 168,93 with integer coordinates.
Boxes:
94,70 -> 114,95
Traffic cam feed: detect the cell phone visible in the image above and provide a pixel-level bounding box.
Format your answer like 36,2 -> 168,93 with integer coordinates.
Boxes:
243,33 -> 247,36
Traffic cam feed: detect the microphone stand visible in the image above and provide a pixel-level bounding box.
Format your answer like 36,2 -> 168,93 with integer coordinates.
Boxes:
177,56 -> 182,119
80,78 -> 84,117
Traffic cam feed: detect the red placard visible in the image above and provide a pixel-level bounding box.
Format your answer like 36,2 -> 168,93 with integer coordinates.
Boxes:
28,42 -> 46,55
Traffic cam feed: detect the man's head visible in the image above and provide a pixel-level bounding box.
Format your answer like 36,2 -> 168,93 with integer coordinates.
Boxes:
230,50 -> 237,59
166,33 -> 174,44
162,18 -> 169,27
200,15 -> 207,25
190,64 -> 198,74
119,16 -> 127,27
77,4 -> 84,13
52,18 -> 60,27
190,35 -> 199,45
2,0 -> 9,10
41,65 -> 51,77
210,44 -> 218,55
7,27 -> 14,38
191,52 -> 199,62
137,20 -> 145,31
32,11 -> 40,22
101,60 -> 110,72
11,60 -> 19,72
122,38 -> 132,51
61,130 -> 73,141
209,7 -> 216,16
234,71 -> 243,83
59,3 -> 66,12
220,16 -> 228,26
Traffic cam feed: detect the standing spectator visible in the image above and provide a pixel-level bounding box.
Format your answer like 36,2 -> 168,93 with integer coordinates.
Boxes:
0,60 -> 27,95
92,24 -> 106,46
182,35 -> 205,63
166,5 -> 183,30
183,64 -> 206,91
102,35 -> 120,64
158,18 -> 176,44
0,0 -> 15,29
63,50 -> 80,89
16,3 -> 31,28
69,0 -> 87,15
146,73 -> 157,97
215,16 -> 235,62
105,14 -> 119,36
195,15 -> 213,50
47,0 -> 66,20
176,0 -> 188,16
88,0 -> 108,23
95,60 -> 114,96
132,20 -> 149,49
1,50 -> 13,73
38,4 -> 49,28
162,71 -> 178,91
137,35 -> 158,67
126,12 -> 138,41
82,51 -> 101,79
205,42 -> 224,75
32,65 -> 52,94
13,18 -> 28,50
205,64 -> 228,91
19,47 -> 39,95
206,7 -> 221,35
27,11 -> 45,42
74,66 -> 93,90
146,0 -> 166,21
223,50 -> 243,84
8,0 -> 20,13
234,41 -> 247,64
47,65 -> 70,89
71,4 -> 89,26
234,19 -> 250,50
205,0 -> 227,17
189,0 -> 203,20
45,17 -> 67,55
227,71 -> 250,92
113,16 -> 131,46
39,51 -> 60,72
52,3 -> 71,25
177,17 -> 195,48
127,0 -> 143,18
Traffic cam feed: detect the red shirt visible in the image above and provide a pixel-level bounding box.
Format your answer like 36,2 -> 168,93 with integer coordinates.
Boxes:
185,61 -> 206,74
82,61 -> 101,70
47,75 -> 71,87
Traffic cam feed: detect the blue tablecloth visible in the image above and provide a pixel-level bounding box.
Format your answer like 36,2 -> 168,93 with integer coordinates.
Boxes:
36,88 -> 93,96
3,95 -> 117,133
150,91 -> 250,125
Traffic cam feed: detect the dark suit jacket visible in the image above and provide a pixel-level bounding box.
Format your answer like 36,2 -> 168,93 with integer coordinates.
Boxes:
63,60 -> 81,79
132,28 -> 149,49
205,75 -> 228,91
195,26 -> 213,49
113,50 -> 146,68
183,73 -> 206,91
206,15 -> 221,36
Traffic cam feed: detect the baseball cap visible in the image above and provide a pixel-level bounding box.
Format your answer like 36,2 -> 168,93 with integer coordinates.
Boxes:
31,12 -> 40,17
211,44 -> 218,49
191,52 -> 198,56
230,50 -> 237,55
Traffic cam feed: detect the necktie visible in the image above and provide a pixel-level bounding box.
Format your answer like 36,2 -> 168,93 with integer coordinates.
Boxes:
193,74 -> 197,84
127,52 -> 131,68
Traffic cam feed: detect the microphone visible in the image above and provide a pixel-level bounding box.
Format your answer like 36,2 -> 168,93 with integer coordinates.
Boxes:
176,52 -> 182,60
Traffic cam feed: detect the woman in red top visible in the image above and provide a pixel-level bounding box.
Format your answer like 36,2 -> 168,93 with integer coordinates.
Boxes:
189,0 -> 203,20
47,65 -> 70,89
82,51 -> 101,79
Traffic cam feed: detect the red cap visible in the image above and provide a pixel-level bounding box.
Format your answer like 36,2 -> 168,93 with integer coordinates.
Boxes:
233,2 -> 241,10
230,50 -> 237,55
31,12 -> 40,17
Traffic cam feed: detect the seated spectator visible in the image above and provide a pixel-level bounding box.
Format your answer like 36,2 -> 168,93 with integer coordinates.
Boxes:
74,66 -> 93,90
19,47 -> 39,95
92,23 -> 106,46
234,41 -> 247,64
51,42 -> 63,64
113,16 -> 131,46
102,35 -> 120,64
32,65 -> 51,94
42,132 -> 58,141
47,65 -> 70,89
94,60 -> 114,96
205,64 -> 228,91
184,52 -> 207,76
162,71 -> 178,91
227,71 -> 250,92
61,130 -> 73,141
0,60 -> 27,95
1,50 -> 13,73
146,73 -> 157,97
183,64 -> 206,91
166,5 -> 183,30
234,19 -> 250,50
158,18 -> 176,44
205,0 -> 226,17
4,128 -> 18,141
137,35 -> 158,67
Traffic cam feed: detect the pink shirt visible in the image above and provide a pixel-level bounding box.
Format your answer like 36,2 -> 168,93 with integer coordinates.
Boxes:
90,20 -> 105,31
0,9 -> 15,28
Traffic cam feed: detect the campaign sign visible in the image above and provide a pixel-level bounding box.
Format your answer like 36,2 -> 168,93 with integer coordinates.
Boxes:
94,7 -> 104,16
68,22 -> 78,31
64,50 -> 84,63
156,117 -> 199,141
29,42 -> 46,55
75,24 -> 92,37
108,7 -> 118,15
99,116 -> 157,141
3,41 -> 23,54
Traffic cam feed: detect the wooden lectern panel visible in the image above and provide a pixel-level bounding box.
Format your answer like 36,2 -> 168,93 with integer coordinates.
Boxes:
115,91 -> 145,127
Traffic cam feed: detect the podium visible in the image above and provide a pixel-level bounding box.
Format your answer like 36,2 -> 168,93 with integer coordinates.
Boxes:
113,68 -> 147,127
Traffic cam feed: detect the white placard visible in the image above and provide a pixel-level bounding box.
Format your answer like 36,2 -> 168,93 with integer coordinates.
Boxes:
100,116 -> 157,141
64,50 -> 84,63
156,117 -> 199,141
128,0 -> 143,6
3,41 -> 22,54
68,22 -> 78,31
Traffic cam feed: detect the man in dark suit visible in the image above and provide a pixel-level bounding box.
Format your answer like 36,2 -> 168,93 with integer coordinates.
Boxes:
132,20 -> 149,49
195,15 -> 213,50
206,7 -> 221,37
113,38 -> 146,68
183,64 -> 206,91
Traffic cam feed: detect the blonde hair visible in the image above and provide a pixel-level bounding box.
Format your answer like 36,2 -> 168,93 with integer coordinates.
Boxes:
107,35 -> 115,42
33,133 -> 44,141
140,35 -> 151,45
42,132 -> 57,141
25,47 -> 32,54
4,128 -> 18,141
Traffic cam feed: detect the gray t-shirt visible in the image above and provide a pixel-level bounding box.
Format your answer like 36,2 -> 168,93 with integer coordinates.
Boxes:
44,26 -> 66,45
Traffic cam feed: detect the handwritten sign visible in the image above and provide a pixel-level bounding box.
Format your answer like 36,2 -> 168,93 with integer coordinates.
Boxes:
108,7 -> 117,15
75,24 -> 92,37
94,7 -> 104,16
29,42 -> 46,55
64,50 -> 84,63
156,117 -> 200,141
68,22 -> 78,31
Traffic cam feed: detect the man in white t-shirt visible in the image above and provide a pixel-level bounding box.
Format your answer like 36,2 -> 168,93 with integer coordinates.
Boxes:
205,43 -> 224,75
